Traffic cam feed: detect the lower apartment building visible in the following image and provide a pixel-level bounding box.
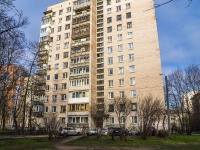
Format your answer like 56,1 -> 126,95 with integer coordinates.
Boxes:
36,0 -> 164,129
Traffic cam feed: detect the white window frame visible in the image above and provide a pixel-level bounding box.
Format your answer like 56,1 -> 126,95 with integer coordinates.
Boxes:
130,90 -> 136,98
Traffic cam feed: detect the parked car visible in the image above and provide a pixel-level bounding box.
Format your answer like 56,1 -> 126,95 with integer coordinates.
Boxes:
128,130 -> 140,136
101,128 -> 108,135
109,127 -> 129,136
59,127 -> 81,137
87,129 -> 97,136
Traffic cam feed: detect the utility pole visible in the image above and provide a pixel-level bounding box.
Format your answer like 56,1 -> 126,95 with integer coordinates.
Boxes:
165,76 -> 171,136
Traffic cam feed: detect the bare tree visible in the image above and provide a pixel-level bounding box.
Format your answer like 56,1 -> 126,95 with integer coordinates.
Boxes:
191,92 -> 200,131
44,112 -> 60,140
168,64 -> 200,134
138,94 -> 165,140
90,102 -> 109,139
110,96 -> 132,140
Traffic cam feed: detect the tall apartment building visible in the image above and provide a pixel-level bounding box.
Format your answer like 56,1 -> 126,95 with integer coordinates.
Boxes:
37,0 -> 164,128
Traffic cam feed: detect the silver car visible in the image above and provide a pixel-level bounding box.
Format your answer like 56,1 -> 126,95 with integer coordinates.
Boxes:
60,127 -> 81,137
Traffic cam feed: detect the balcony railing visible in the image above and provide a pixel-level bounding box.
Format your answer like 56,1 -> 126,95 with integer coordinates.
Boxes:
72,31 -> 90,40
33,112 -> 44,117
74,1 -> 90,10
70,62 -> 89,68
71,40 -> 90,47
36,69 -> 47,76
73,11 -> 90,18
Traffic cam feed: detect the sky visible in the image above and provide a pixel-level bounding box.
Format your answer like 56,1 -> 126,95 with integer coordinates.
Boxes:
14,0 -> 200,75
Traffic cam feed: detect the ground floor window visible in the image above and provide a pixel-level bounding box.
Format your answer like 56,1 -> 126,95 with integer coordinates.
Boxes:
68,116 -> 88,124
132,116 -> 138,124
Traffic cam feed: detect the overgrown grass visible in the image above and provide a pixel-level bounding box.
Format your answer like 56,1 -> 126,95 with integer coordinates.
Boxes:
0,138 -> 56,150
65,134 -> 200,149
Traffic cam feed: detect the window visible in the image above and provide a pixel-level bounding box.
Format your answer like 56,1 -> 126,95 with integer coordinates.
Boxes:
56,44 -> 60,50
128,42 -> 133,50
107,8 -> 111,14
54,84 -> 58,91
66,7 -> 71,12
118,67 -> 124,74
108,68 -> 113,75
117,34 -> 122,41
127,22 -> 132,28
121,116 -> 126,124
108,57 -> 113,64
61,94 -> 67,101
129,54 -> 134,61
118,45 -> 123,52
107,36 -> 112,43
119,78 -> 124,86
110,117 -> 114,124
128,32 -> 133,39
64,42 -> 69,49
48,55 -> 52,61
126,3 -> 131,9
130,90 -> 136,98
57,35 -> 61,41
130,77 -> 136,85
52,12 -> 56,17
58,26 -> 62,32
120,91 -> 125,98
45,85 -> 49,91
129,65 -> 135,72
63,52 -> 68,58
46,75 -> 50,80
60,106 -> 66,113
55,54 -> 59,60
65,33 -> 70,39
132,116 -> 138,123
63,72 -> 68,78
66,15 -> 71,21
59,9 -> 63,15
54,63 -> 59,70
107,17 -> 112,23
109,80 -> 113,87
52,106 -> 57,113
52,95 -> 57,102
65,24 -> 70,30
116,5 -> 121,11
62,83 -> 67,89
108,92 -> 114,99
51,28 -> 54,33
54,74 -> 58,80
118,56 -> 123,63
59,18 -> 62,23
117,24 -> 122,31
108,47 -> 113,53
107,26 -> 112,33
126,12 -> 131,19
107,0 -> 111,5
44,106 -> 48,113
109,105 -> 114,112
117,15 -> 121,21
131,103 -> 137,111
63,62 -> 68,68
116,0 -> 121,3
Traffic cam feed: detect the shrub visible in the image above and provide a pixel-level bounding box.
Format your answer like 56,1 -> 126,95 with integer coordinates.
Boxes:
158,130 -> 168,138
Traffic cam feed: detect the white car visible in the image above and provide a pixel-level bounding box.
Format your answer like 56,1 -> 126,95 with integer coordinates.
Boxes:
60,127 -> 81,137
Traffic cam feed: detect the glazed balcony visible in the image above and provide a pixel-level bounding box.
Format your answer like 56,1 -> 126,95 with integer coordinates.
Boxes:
72,15 -> 90,25
72,28 -> 90,40
33,112 -> 44,117
73,0 -> 90,11
71,38 -> 90,47
70,62 -> 89,68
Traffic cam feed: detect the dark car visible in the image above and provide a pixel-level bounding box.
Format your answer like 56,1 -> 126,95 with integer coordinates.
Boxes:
109,127 -> 129,136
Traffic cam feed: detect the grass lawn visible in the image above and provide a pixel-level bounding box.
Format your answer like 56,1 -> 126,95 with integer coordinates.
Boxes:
65,134 -> 200,150
0,138 -> 56,150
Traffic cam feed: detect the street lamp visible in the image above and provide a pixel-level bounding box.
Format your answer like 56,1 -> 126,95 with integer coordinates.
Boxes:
160,74 -> 171,136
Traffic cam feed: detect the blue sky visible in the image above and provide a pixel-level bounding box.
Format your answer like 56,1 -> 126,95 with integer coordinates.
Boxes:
14,0 -> 200,75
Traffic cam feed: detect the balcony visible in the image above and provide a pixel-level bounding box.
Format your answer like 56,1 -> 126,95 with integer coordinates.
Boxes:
38,59 -> 48,66
67,123 -> 89,128
38,49 -> 48,57
36,69 -> 47,76
43,9 -> 52,15
70,62 -> 89,68
73,15 -> 90,25
71,39 -> 90,47
33,100 -> 44,106
74,0 -> 90,11
73,11 -> 90,19
39,41 -> 49,46
72,29 -> 90,40
69,74 -> 89,79
33,112 -> 44,117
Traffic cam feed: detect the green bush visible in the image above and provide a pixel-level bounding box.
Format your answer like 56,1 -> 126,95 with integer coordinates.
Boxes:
158,130 -> 168,138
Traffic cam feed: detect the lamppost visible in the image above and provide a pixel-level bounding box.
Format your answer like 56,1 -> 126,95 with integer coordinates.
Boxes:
160,74 -> 171,136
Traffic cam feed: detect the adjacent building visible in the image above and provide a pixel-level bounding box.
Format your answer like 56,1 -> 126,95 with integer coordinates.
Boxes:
37,0 -> 164,128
